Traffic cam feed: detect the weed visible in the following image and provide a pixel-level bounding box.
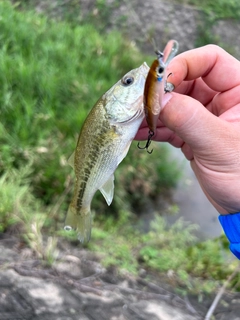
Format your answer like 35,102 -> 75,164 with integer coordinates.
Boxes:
87,213 -> 239,295
0,167 -> 36,232
22,212 -> 59,266
0,166 -> 58,265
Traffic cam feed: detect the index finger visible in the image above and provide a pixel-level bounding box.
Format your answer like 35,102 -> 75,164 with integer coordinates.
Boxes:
167,44 -> 240,92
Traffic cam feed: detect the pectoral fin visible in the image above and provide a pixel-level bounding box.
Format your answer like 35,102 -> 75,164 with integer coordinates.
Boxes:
117,141 -> 131,165
68,151 -> 75,169
99,174 -> 114,206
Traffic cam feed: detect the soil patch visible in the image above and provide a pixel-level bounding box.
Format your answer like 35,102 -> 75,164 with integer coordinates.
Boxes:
1,233 -> 240,320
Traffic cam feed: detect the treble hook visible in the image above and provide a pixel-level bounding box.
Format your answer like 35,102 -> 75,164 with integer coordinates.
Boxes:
137,130 -> 154,154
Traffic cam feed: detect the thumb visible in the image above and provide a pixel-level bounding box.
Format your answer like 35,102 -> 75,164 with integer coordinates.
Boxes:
161,92 -> 231,152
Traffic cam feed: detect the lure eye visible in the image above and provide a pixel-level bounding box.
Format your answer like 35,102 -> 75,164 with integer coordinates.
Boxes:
121,76 -> 134,86
157,66 -> 164,74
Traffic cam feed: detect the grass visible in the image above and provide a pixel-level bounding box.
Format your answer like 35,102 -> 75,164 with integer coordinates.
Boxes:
13,0 -> 240,58
88,213 -> 240,295
0,168 -> 35,233
173,0 -> 240,51
176,0 -> 240,20
0,166 -> 59,265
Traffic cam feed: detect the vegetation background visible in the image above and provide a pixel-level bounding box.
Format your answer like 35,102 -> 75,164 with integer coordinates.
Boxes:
1,0 -> 240,301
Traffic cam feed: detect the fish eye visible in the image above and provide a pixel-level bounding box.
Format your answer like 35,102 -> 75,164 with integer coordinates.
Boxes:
121,76 -> 134,86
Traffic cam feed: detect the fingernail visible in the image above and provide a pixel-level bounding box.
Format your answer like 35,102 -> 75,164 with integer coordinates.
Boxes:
162,93 -> 173,110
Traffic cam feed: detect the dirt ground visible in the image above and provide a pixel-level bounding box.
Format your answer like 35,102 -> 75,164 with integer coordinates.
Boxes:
1,232 -> 240,320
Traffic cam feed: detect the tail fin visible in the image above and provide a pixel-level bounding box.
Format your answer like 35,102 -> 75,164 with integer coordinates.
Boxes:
64,205 -> 92,244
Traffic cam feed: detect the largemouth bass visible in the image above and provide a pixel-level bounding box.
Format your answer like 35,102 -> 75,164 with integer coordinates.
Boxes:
64,63 -> 149,243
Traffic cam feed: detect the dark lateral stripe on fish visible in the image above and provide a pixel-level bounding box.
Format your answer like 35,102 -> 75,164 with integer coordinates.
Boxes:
77,181 -> 86,210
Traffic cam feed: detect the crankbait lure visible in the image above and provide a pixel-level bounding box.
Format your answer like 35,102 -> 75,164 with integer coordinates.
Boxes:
138,39 -> 179,153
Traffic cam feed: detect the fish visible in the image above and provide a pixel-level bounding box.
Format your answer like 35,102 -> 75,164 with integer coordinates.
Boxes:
138,40 -> 179,153
64,62 -> 149,243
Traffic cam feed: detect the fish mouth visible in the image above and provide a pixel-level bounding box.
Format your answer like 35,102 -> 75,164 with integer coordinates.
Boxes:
141,62 -> 150,77
139,73 -> 147,86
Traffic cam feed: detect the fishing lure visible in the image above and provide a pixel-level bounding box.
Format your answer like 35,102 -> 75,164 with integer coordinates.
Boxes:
138,39 -> 179,153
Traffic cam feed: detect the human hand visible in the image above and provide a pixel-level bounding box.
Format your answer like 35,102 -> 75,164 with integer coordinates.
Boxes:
136,45 -> 240,214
